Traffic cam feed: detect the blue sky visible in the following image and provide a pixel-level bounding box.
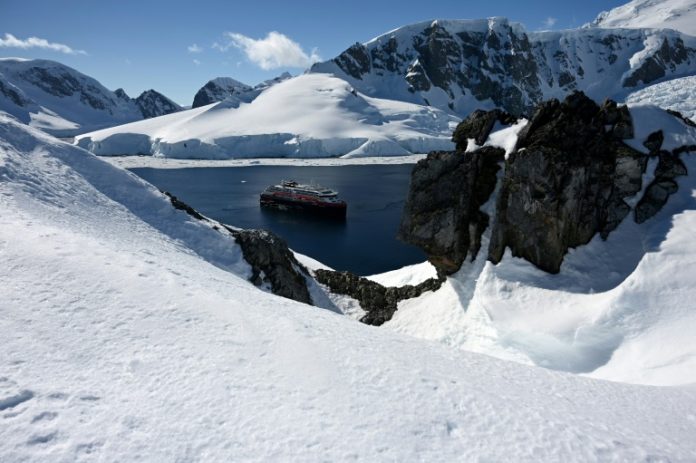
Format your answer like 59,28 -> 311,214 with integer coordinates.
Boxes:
1,0 -> 627,105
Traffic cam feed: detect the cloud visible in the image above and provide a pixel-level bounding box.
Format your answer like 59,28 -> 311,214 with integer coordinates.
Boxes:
215,31 -> 320,70
0,33 -> 86,55
543,17 -> 558,28
188,43 -> 203,53
193,59 -> 201,66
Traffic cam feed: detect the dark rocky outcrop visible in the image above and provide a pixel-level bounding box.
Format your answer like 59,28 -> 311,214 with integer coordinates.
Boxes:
226,228 -> 312,305
398,147 -> 504,276
398,91 -> 696,276
489,92 -> 647,273
314,270 -> 443,325
163,191 -> 312,305
134,89 -> 182,119
635,151 -> 688,223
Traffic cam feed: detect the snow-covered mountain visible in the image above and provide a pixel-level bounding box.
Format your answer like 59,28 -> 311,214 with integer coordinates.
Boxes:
191,72 -> 292,108
311,18 -> 696,117
0,58 -> 181,136
3,111 -> 696,460
589,0 -> 696,36
75,73 -> 458,158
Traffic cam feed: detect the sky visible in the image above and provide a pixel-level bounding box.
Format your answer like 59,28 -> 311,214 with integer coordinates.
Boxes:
0,0 -> 628,106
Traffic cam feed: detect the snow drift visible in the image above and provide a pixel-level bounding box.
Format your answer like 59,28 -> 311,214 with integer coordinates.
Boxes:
74,73 -> 458,158
589,0 -> 696,36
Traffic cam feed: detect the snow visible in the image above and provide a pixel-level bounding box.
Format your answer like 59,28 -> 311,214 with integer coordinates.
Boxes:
0,58 -> 145,136
3,111 -> 696,461
75,74 -> 458,159
367,261 -> 438,287
625,75 -> 696,122
589,0 -> 696,36
383,106 -> 696,387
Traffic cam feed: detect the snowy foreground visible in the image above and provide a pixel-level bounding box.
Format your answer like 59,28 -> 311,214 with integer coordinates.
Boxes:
75,74 -> 458,159
3,112 -> 696,460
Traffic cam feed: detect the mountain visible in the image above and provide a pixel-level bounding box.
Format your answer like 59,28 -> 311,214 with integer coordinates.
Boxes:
3,111 -> 696,460
191,72 -> 292,108
75,73 -> 458,158
133,89 -> 182,119
310,18 -> 696,117
589,0 -> 696,36
0,58 -> 181,137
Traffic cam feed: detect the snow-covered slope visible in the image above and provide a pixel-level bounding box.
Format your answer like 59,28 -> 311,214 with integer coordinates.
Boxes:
75,73 -> 458,158
311,18 -> 696,117
0,58 -> 180,136
3,112 -> 696,461
590,0 -> 696,36
377,105 -> 696,387
625,75 -> 696,121
191,72 -> 292,108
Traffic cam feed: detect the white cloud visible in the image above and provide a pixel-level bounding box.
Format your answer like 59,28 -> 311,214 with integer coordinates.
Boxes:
0,33 -> 86,55
215,31 -> 320,70
193,59 -> 201,66
188,43 -> 203,53
543,17 -> 558,28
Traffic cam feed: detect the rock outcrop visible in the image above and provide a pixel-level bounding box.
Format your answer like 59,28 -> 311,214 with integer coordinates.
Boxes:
398,147 -> 504,276
399,92 -> 694,276
163,191 -> 312,305
489,92 -> 646,273
314,270 -> 443,325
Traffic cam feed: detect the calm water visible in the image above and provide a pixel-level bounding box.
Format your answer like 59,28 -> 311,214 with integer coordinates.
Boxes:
130,165 -> 426,275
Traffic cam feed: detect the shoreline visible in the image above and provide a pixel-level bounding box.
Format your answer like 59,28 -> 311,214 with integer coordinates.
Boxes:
101,154 -> 427,169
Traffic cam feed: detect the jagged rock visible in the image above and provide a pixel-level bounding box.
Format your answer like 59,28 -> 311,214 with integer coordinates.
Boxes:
314,269 -> 443,325
162,191 -> 312,305
398,147 -> 504,275
226,228 -> 312,305
452,109 -> 517,149
489,92 -> 645,273
134,89 -> 182,119
643,130 -> 664,155
600,100 -> 634,139
635,151 -> 688,223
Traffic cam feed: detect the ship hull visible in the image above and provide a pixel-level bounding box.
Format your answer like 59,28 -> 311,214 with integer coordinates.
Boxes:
260,193 -> 347,217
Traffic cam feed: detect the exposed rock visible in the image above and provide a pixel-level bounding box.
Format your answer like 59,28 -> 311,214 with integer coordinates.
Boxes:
452,109 -> 517,149
226,228 -> 312,305
162,191 -> 312,305
314,269 -> 443,325
635,151 -> 688,223
398,147 -> 504,275
643,130 -> 664,155
134,89 -> 182,119
490,92 -> 645,273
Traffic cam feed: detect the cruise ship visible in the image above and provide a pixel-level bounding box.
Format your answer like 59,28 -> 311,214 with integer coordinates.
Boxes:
260,180 -> 347,216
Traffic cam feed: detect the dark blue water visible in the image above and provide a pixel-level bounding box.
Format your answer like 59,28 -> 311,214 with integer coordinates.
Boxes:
130,165 -> 426,275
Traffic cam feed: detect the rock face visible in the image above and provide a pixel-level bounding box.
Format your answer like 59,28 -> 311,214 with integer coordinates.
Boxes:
489,93 -> 646,273
163,192 -> 312,305
400,92 -> 694,276
314,270 -> 443,325
311,18 -> 696,117
134,89 -> 182,119
226,228 -> 312,305
398,147 -> 504,275
191,73 -> 292,108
